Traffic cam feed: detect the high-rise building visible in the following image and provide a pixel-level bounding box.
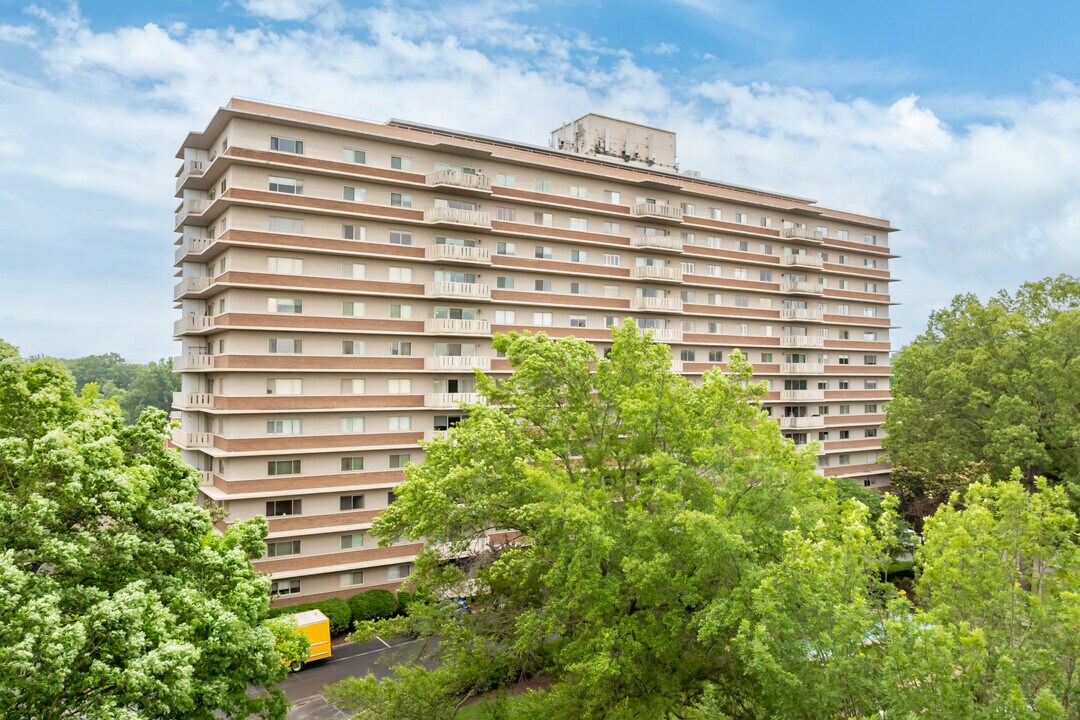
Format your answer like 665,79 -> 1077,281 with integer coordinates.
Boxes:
173,100 -> 896,605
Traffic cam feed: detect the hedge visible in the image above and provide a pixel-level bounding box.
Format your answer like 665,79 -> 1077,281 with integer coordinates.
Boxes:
349,589 -> 398,622
268,597 -> 352,635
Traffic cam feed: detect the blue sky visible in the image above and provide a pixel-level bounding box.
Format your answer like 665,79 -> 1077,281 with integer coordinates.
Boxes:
1,0 -> 1079,360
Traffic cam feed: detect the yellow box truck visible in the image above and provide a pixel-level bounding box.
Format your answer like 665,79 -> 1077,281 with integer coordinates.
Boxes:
289,609 -> 332,670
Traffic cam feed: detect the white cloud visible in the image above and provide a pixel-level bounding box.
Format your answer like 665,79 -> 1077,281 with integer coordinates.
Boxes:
645,42 -> 679,56
239,0 -> 337,21
0,23 -> 35,42
0,2 -> 1078,361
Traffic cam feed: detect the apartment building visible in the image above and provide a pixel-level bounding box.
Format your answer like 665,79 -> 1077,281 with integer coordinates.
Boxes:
173,100 -> 897,605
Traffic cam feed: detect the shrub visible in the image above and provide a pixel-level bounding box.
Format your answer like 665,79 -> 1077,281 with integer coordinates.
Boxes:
267,597 -> 353,635
395,590 -> 432,616
349,589 -> 398,622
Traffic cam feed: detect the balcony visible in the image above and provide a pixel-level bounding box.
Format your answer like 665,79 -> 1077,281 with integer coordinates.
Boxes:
780,226 -> 824,244
778,416 -> 826,430
173,315 -> 215,336
780,389 -> 825,402
425,244 -> 492,265
646,327 -> 683,344
781,362 -> 825,375
200,470 -> 214,487
173,276 -> 211,300
780,335 -> 825,348
175,237 -> 212,264
172,391 -> 214,409
630,202 -> 683,223
630,235 -> 683,252
780,281 -> 824,296
425,281 -> 491,301
670,359 -> 684,373
424,207 -> 491,228
425,170 -> 492,195
424,392 -> 481,409
780,308 -> 823,322
173,354 -> 213,372
631,296 -> 683,313
175,160 -> 206,193
631,265 -> 682,283
174,198 -> 208,228
171,428 -> 214,448
424,356 -> 491,372
424,318 -> 491,335
781,253 -> 823,269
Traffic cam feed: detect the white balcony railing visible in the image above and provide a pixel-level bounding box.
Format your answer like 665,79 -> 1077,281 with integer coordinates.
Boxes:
630,202 -> 683,221
647,328 -> 683,344
631,296 -> 683,313
424,356 -> 491,372
200,470 -> 214,486
170,428 -> 214,448
425,170 -> 492,192
781,253 -> 824,268
173,354 -> 213,372
425,281 -> 491,301
780,389 -> 826,402
781,362 -> 825,375
173,276 -> 211,299
173,316 -> 215,335
780,281 -> 824,295
670,359 -> 684,373
631,265 -> 683,282
172,391 -> 214,409
424,392 -> 481,409
780,308 -> 824,322
175,160 -> 206,193
780,335 -> 825,348
424,207 -> 491,228
174,198 -> 208,227
780,226 -> 824,244
630,235 -> 683,252
175,237 -> 211,264
778,416 -> 826,430
424,318 -> 491,335
425,244 -> 492,264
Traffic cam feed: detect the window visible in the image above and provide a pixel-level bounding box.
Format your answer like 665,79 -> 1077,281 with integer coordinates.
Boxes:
494,310 -> 516,323
865,428 -> 879,438
341,340 -> 365,355
340,571 -> 365,588
708,293 -> 722,306
837,304 -> 849,315
389,341 -> 412,356
533,312 -> 553,326
569,249 -> 588,263
266,378 -> 302,395
495,172 -> 515,187
760,217 -> 773,228
268,216 -> 304,234
341,533 -> 365,549
494,206 -> 516,222
270,136 -> 303,154
340,494 -> 365,511
680,349 -> 696,361
680,202 -> 696,216
390,155 -> 412,170
863,331 -> 878,342
341,378 -> 365,394
387,378 -> 412,394
570,185 -> 588,199
569,314 -> 587,328
680,290 -> 696,303
736,323 -> 749,335
342,302 -> 366,317
341,456 -> 364,471
759,270 -> 773,282
604,253 -> 621,267
388,415 -> 412,432
267,460 -> 301,476
864,258 -> 878,269
680,261 -> 695,275
265,498 -> 302,516
864,307 -> 879,318
570,282 -> 587,295
839,379 -> 850,390
268,176 -> 303,194
837,230 -> 849,240
341,224 -> 366,241
496,276 -> 515,289
266,540 -> 301,557
386,266 -> 412,283
604,190 -> 621,203
534,279 -> 552,292
267,419 -> 302,435
865,355 -> 879,365
343,148 -> 366,164
839,405 -> 851,415
865,379 -> 878,390
268,298 -> 302,314
389,453 -> 411,469
709,207 -> 722,220
389,304 -> 411,319
863,234 -> 878,245
535,245 -> 553,260
268,338 -> 302,354
570,217 -> 588,231
497,241 -> 516,256
603,316 -> 619,328
708,351 -> 723,362
271,579 -> 301,596
732,268 -> 748,280
838,254 -> 849,265
735,295 -> 749,308
839,454 -> 851,466
387,564 -> 411,581
341,417 -> 366,433
389,230 -> 412,245
603,285 -> 619,298
534,211 -> 553,226
390,192 -> 413,208
734,240 -> 749,252
735,212 -> 748,223
535,179 -> 553,193
602,221 -> 621,235
838,354 -> 850,365
335,262 -> 364,280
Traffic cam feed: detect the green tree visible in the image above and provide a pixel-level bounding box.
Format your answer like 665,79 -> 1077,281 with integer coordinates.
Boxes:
119,357 -> 181,423
0,341 -> 289,719
884,275 -> 1080,511
63,351 -> 136,395
327,323 -> 901,719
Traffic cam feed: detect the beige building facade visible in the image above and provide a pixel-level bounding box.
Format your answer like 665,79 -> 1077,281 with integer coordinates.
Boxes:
173,100 -> 897,605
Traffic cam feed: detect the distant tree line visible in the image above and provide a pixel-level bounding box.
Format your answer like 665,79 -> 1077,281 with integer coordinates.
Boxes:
48,352 -> 180,423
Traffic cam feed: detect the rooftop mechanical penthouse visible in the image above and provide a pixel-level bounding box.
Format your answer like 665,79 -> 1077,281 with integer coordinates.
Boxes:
172,100 -> 898,604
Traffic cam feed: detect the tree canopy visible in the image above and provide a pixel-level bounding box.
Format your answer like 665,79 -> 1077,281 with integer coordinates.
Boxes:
60,352 -> 180,423
0,341 -> 288,719
326,323 -> 1080,719
883,274 -> 1080,507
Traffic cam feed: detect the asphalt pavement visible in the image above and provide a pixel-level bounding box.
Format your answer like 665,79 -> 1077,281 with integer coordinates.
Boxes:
280,635 -> 432,720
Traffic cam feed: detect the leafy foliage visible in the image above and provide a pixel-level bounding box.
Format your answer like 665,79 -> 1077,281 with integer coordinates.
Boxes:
267,597 -> 353,635
349,589 -> 398,622
60,352 -> 180,423
0,341 -> 287,719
